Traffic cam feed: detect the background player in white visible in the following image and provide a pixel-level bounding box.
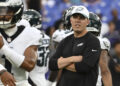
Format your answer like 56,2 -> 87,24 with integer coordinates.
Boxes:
52,6 -> 76,45
22,9 -> 50,86
47,6 -> 76,86
0,0 -> 42,86
47,7 -> 74,86
87,12 -> 112,86
52,6 -> 76,43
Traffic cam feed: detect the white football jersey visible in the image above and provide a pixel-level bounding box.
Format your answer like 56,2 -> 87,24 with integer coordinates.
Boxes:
16,19 -> 30,27
52,29 -> 73,43
96,37 -> 111,86
29,32 -> 50,86
98,37 -> 111,51
0,26 -> 42,85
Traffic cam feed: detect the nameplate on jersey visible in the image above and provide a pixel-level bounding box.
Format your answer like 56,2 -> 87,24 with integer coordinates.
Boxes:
40,39 -> 50,45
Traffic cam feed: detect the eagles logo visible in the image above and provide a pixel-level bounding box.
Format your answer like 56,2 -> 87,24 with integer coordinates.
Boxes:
103,41 -> 109,48
76,7 -> 84,12
67,7 -> 74,12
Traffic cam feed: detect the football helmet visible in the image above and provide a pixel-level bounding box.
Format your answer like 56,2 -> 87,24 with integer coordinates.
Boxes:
0,0 -> 23,29
22,9 -> 42,29
87,12 -> 102,36
63,6 -> 77,29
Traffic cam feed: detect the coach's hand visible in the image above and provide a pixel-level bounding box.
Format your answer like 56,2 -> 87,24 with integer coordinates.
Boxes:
0,70 -> 16,86
0,36 -> 4,49
70,56 -> 83,62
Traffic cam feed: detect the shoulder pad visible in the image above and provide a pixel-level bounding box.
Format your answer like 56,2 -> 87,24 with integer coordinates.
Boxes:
64,31 -> 73,37
98,37 -> 111,51
52,30 -> 66,43
17,19 -> 30,27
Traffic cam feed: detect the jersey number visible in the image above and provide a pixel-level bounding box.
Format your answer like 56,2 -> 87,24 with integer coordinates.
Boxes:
37,46 -> 49,67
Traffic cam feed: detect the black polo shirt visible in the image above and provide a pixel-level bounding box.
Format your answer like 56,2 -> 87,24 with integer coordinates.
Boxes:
49,32 -> 101,86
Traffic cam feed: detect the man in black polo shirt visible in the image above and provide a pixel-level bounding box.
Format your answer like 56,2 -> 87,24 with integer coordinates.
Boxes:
49,5 -> 101,86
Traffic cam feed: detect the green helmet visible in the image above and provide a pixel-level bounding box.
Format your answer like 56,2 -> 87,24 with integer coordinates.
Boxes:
22,9 -> 42,29
87,12 -> 102,36
0,0 -> 24,29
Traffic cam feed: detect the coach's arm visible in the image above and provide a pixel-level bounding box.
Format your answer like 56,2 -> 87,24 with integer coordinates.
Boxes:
65,38 -> 101,73
49,40 -> 82,71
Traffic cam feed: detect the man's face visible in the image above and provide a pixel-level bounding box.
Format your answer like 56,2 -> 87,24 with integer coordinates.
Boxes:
70,13 -> 89,33
0,7 -> 14,23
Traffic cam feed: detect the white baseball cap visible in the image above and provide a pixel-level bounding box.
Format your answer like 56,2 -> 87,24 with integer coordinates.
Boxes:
71,5 -> 89,19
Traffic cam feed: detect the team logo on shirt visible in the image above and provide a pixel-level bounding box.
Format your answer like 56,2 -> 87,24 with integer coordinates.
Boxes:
77,43 -> 84,47
76,7 -> 84,12
92,49 -> 97,52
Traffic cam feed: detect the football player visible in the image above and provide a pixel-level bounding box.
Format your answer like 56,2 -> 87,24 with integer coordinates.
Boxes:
22,9 -> 50,86
87,12 -> 112,86
0,0 -> 42,86
47,6 -> 75,86
52,6 -> 75,44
